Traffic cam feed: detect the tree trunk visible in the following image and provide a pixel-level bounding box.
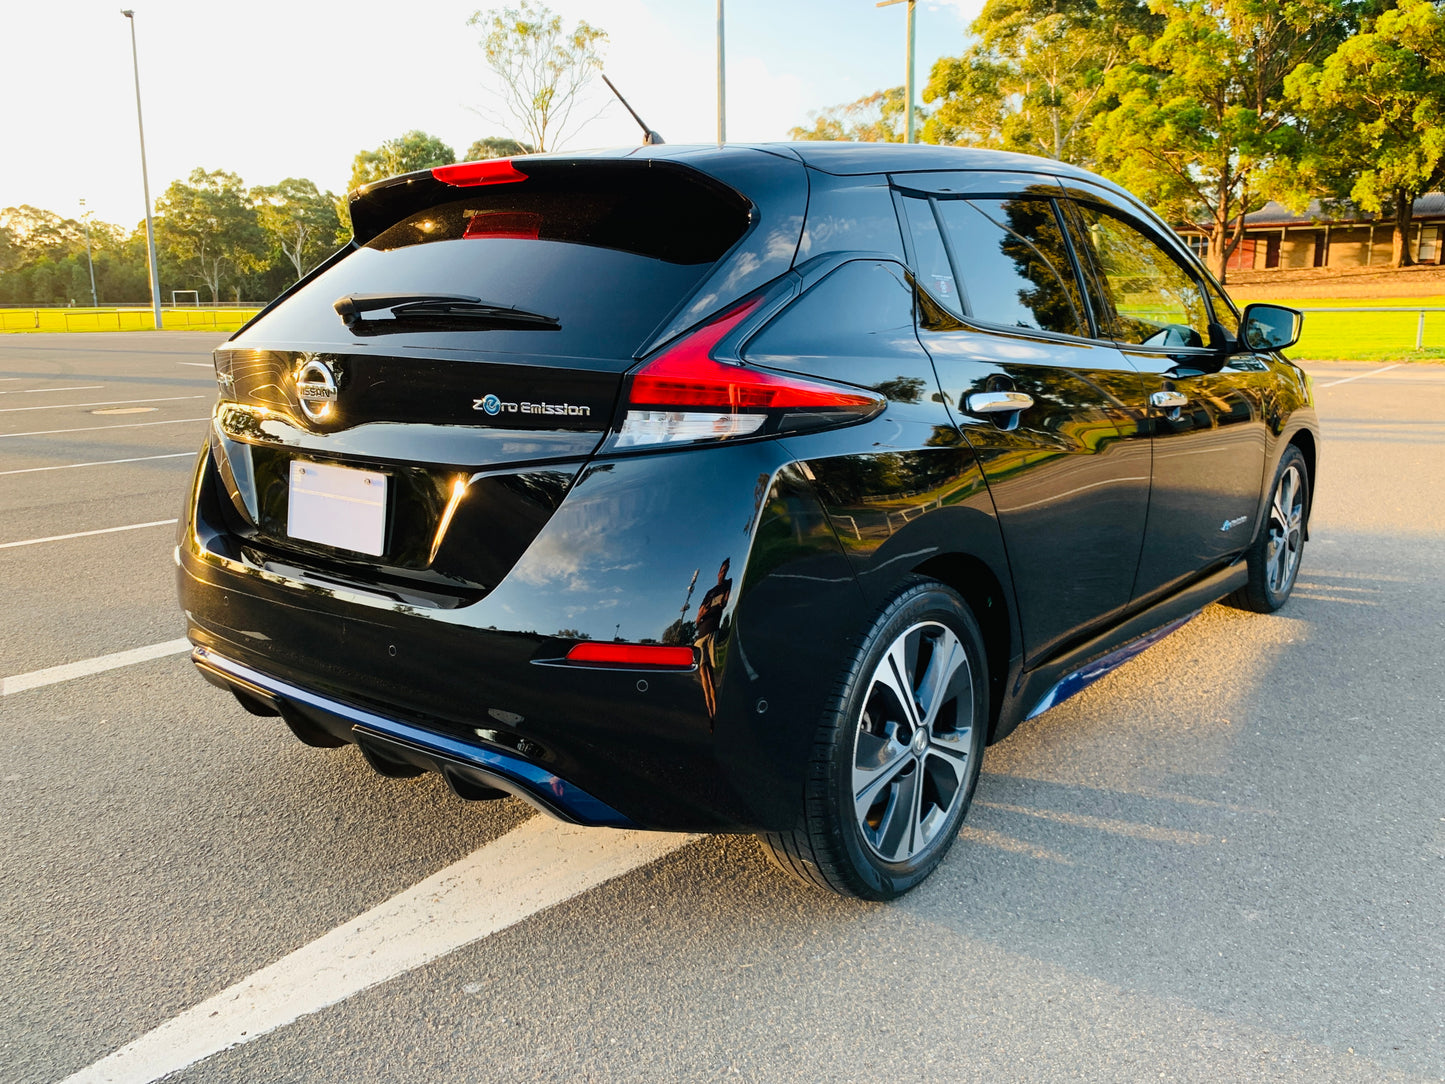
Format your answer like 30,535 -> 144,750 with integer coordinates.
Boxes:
1392,187 -> 1415,268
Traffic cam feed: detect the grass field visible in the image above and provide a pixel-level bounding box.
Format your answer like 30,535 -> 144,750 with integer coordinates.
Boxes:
0,307 -> 262,333
2,299 -> 1442,361
1279,296 -> 1445,362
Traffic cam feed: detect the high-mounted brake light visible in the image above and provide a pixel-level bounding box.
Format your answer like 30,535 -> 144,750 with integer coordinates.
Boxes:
612,298 -> 886,449
565,642 -> 696,668
432,159 -> 528,187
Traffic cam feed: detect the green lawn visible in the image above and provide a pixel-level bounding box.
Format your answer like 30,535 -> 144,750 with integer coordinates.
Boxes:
1267,296 -> 1445,362
0,307 -> 261,333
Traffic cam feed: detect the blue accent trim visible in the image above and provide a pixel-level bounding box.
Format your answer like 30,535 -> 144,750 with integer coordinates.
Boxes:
193,646 -> 636,828
1025,612 -> 1199,721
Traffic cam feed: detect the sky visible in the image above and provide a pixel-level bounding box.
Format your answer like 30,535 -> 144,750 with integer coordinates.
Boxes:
0,0 -> 982,231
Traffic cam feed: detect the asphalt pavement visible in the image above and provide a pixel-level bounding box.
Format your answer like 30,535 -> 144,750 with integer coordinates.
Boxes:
1,333 -> 1441,1083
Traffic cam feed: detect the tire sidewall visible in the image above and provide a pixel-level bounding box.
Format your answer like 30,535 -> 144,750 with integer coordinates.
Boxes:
827,582 -> 988,899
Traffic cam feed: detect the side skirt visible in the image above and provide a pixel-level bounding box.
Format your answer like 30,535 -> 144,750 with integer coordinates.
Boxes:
993,559 -> 1248,741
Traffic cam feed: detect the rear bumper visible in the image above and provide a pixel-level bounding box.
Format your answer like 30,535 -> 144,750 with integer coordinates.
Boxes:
192,646 -> 636,827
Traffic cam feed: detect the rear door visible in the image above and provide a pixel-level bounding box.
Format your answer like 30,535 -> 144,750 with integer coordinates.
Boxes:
896,172 -> 1153,665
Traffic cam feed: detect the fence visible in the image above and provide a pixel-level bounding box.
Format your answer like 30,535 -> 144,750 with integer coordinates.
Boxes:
0,306 -> 263,333
1294,306 -> 1443,352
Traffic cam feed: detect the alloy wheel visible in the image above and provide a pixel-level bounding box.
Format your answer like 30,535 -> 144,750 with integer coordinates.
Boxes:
851,620 -> 975,863
1267,463 -> 1304,596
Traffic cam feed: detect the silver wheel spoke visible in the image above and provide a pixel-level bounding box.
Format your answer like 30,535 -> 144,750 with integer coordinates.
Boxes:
872,765 -> 919,862
853,740 -> 912,819
916,630 -> 966,732
875,639 -> 921,730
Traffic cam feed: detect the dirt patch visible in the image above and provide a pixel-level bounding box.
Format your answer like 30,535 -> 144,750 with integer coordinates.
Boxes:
1224,263 -> 1445,300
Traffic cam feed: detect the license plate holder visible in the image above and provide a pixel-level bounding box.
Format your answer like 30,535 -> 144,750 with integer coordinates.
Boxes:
286,460 -> 388,556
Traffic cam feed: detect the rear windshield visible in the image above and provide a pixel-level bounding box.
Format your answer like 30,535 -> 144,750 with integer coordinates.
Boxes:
237,168 -> 751,360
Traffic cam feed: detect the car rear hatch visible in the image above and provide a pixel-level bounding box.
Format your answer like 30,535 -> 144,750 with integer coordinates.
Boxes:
207,157 -> 755,604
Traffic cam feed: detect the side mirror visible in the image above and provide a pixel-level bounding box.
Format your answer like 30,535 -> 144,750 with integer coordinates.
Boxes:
1238,303 -> 1303,352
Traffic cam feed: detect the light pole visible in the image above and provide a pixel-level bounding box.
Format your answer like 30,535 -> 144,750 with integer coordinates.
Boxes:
79,198 -> 98,307
716,0 -> 726,144
876,0 -> 916,143
121,9 -> 163,329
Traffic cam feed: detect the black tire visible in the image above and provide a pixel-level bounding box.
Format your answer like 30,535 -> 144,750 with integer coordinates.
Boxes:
759,577 -> 988,900
1225,445 -> 1309,614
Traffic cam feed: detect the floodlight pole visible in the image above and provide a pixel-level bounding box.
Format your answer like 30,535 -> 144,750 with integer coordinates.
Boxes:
121,10 -> 163,329
79,199 -> 98,307
717,0 -> 726,144
876,0 -> 916,143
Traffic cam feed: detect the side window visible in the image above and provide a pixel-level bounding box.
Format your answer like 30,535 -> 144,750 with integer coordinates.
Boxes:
932,197 -> 1089,338
899,196 -> 960,314
1072,203 -> 1211,348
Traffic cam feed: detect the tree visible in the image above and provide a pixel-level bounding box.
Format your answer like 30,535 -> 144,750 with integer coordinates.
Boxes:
1286,0 -> 1445,266
253,177 -> 341,282
790,87 -> 923,143
1091,0 -> 1351,282
468,2 -> 606,152
155,169 -> 266,303
922,0 -> 1160,165
340,131 -> 457,245
464,135 -> 536,160
347,131 -> 457,192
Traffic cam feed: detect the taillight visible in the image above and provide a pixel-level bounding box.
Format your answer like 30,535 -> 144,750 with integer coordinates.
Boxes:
432,159 -> 528,187
610,299 -> 885,449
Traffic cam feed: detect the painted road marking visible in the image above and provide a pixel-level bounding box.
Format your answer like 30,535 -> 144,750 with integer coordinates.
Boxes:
0,385 -> 104,395
1,639 -> 191,697
0,417 -> 210,439
177,362 -> 214,368
0,452 -> 194,476
0,395 -> 206,413
60,818 -> 693,1084
0,519 -> 178,550
1317,363 -> 1404,388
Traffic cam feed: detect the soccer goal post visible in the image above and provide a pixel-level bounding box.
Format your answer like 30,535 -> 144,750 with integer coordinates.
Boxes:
171,290 -> 200,306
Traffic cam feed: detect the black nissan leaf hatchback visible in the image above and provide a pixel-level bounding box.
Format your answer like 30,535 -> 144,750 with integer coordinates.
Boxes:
178,143 -> 1318,899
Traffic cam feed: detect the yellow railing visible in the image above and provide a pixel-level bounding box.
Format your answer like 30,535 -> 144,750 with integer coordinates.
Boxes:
0,307 -> 263,333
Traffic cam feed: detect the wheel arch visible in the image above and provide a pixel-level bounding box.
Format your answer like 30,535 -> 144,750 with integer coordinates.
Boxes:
1286,426 -> 1318,538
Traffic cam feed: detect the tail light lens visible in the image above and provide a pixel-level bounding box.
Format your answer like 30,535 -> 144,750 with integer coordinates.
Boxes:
431,159 -> 528,187
610,298 -> 885,450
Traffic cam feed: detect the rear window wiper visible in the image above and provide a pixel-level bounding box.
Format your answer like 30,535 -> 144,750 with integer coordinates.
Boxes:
334,293 -> 559,330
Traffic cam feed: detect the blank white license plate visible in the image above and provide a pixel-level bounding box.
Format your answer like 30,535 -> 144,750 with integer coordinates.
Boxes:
287,460 -> 387,556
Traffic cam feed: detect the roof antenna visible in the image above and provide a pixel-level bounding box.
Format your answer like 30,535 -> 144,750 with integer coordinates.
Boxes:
601,74 -> 664,145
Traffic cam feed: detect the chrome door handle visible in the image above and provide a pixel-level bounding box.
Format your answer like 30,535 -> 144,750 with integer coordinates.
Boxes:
1151,390 -> 1188,409
966,391 -> 1034,414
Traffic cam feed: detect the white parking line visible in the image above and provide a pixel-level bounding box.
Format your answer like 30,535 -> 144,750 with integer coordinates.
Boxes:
0,638 -> 191,697
1317,363 -> 1404,388
0,395 -> 206,414
60,818 -> 692,1084
0,519 -> 178,550
177,362 -> 214,368
0,452 -> 195,476
0,385 -> 104,395
0,417 -> 210,439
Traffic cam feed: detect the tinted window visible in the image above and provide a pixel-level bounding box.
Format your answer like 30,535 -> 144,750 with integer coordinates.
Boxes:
798,179 -> 906,261
933,198 -> 1088,337
1072,203 -> 1210,348
900,196 -> 959,314
243,173 -> 750,359
1201,271 -> 1239,337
